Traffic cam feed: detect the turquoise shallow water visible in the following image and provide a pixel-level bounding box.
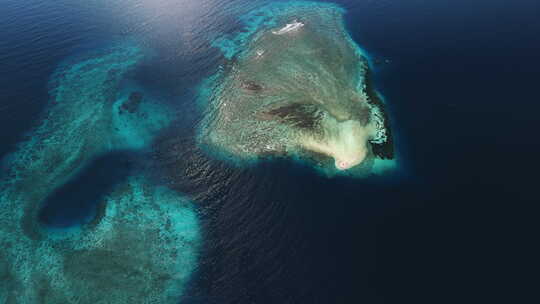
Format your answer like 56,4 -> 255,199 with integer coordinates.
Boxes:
0,42 -> 200,303
1,0 -> 539,303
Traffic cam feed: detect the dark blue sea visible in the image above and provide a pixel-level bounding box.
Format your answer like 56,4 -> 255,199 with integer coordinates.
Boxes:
1,0 -> 539,303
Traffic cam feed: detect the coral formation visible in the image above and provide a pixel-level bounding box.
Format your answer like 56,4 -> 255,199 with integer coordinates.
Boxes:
0,43 -> 200,303
199,1 -> 396,175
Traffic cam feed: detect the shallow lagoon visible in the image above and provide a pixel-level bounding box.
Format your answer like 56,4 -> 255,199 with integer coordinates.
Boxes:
0,43 -> 200,303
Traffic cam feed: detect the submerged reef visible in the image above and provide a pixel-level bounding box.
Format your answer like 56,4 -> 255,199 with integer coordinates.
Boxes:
199,1 -> 396,175
0,43 -> 200,303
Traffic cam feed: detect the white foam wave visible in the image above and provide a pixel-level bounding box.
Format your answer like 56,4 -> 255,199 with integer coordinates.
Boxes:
272,20 -> 304,35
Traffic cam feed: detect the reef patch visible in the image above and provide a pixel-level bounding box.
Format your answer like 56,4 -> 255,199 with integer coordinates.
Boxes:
198,1 -> 397,176
0,42 -> 200,303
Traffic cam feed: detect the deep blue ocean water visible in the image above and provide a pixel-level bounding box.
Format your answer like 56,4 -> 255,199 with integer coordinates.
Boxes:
1,0 -> 539,303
